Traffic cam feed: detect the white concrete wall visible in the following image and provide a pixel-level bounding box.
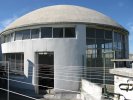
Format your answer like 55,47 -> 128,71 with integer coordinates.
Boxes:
81,79 -> 102,100
1,24 -> 86,92
114,75 -> 133,100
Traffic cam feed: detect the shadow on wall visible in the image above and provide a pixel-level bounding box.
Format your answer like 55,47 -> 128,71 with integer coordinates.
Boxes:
9,60 -> 35,91
27,59 -> 34,82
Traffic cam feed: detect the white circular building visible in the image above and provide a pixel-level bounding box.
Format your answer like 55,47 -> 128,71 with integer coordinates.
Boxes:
0,5 -> 129,93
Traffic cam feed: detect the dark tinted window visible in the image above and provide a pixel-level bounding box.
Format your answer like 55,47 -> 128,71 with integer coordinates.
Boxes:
96,39 -> 105,49
31,29 -> 40,39
96,29 -> 104,39
105,30 -> 112,39
86,39 -> 95,45
65,28 -> 75,38
41,27 -> 52,38
6,54 -> 10,61
53,28 -> 63,38
86,39 -> 95,48
22,30 -> 30,40
86,28 -> 95,38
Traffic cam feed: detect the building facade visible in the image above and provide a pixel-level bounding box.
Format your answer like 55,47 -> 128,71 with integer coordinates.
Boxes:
0,5 -> 129,93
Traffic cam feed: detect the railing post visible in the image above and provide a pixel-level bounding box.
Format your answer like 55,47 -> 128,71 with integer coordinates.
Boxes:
7,61 -> 9,100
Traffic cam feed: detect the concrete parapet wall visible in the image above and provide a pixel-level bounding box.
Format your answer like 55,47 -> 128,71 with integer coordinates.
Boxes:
110,68 -> 133,100
81,79 -> 102,100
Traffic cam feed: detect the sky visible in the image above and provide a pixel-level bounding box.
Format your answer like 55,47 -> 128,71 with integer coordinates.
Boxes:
0,0 -> 133,53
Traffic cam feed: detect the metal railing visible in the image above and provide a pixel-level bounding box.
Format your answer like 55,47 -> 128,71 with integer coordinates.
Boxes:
0,61 -> 131,100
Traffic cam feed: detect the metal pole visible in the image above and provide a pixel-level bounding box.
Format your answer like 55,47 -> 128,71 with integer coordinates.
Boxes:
113,51 -> 116,68
7,61 -> 9,100
103,52 -> 106,94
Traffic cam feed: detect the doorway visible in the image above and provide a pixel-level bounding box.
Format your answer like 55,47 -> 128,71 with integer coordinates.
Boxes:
38,52 -> 54,93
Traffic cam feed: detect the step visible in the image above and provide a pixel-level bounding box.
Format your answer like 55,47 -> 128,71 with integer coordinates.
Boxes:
43,93 -> 81,100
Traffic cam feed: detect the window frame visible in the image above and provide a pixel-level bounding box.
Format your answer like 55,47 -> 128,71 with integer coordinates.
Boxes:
64,27 -> 76,38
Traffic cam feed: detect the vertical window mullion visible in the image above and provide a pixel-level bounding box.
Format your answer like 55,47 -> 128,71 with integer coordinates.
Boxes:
52,27 -> 53,38
14,32 -> 16,41
30,29 -> 31,39
39,27 -> 41,38
22,31 -> 23,40
63,28 -> 65,38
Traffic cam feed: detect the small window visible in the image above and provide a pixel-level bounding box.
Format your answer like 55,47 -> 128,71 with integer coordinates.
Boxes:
15,31 -> 23,40
5,34 -> 11,42
86,39 -> 95,48
105,30 -> 112,39
11,33 -> 14,41
41,27 -> 52,38
65,27 -> 75,38
5,53 -> 24,75
96,39 -> 105,49
96,29 -> 104,39
22,30 -> 30,40
31,29 -> 40,39
53,28 -> 63,38
1,35 -> 5,43
4,35 -> 7,43
86,28 -> 95,38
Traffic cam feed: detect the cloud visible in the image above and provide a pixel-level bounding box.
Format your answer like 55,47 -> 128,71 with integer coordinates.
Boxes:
0,16 -> 17,32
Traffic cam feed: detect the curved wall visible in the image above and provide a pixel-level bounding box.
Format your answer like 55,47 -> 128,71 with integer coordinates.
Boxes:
1,24 -> 86,92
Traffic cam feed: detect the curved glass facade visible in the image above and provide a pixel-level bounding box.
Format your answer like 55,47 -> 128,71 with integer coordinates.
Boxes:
86,27 -> 129,84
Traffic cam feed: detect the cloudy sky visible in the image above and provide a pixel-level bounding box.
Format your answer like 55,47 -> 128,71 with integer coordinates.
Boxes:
0,0 -> 133,53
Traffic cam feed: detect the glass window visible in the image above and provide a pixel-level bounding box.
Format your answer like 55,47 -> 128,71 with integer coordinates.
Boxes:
10,53 -> 15,62
65,27 -> 75,38
6,54 -> 10,61
96,29 -> 104,39
4,35 -> 6,43
53,28 -> 63,38
105,30 -> 112,39
86,39 -> 95,48
22,30 -> 30,40
31,29 -> 40,39
4,35 -> 7,43
104,40 -> 112,49
7,34 -> 11,42
96,39 -> 104,49
41,27 -> 52,38
4,34 -> 11,42
122,35 -> 126,51
5,53 -> 24,75
15,31 -> 23,40
86,28 -> 95,38
11,33 -> 14,41
16,53 -> 21,71
1,35 -> 5,43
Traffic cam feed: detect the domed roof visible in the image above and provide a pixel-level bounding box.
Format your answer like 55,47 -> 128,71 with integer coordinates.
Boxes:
4,5 -> 125,31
